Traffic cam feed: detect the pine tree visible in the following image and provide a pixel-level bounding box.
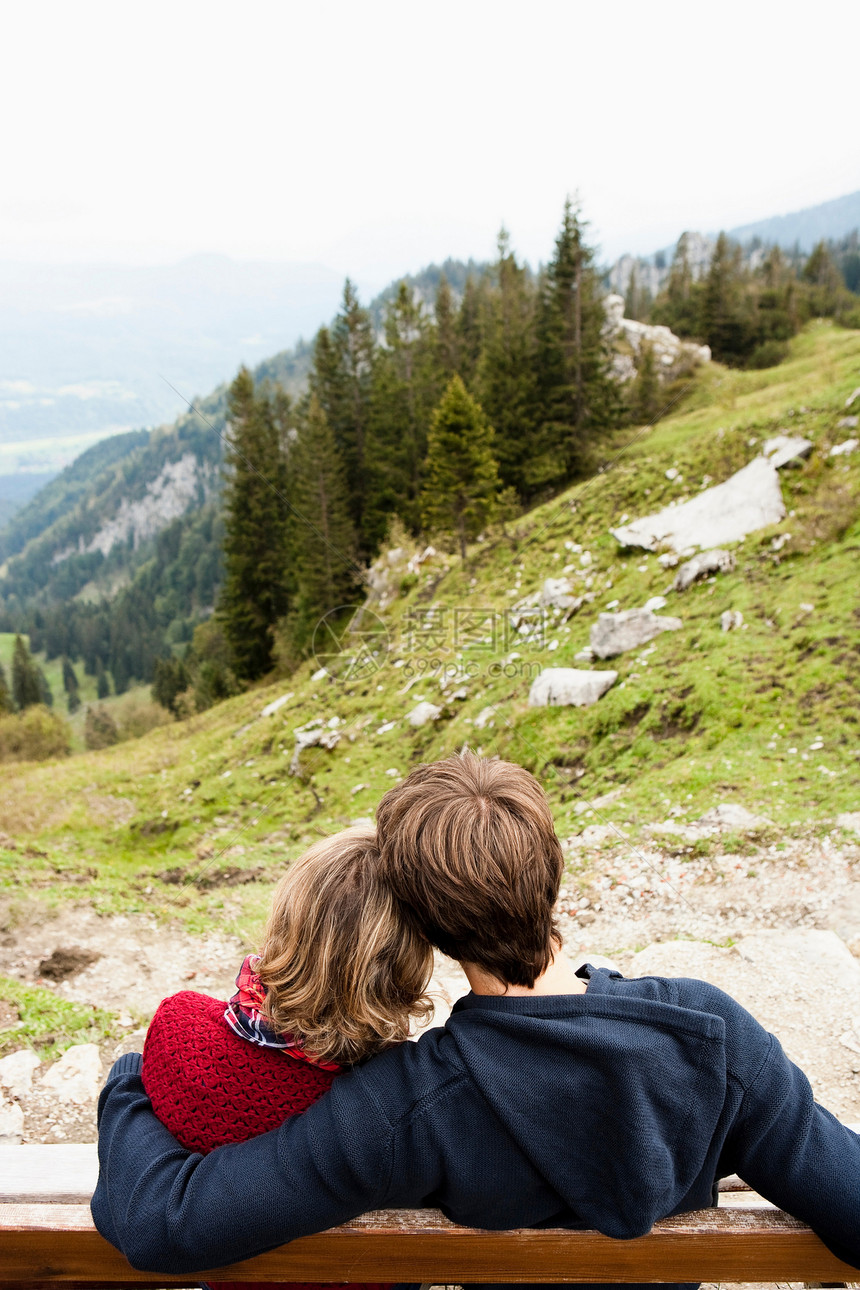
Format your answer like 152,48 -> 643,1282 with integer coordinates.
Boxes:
630,342 -> 661,425
421,376 -> 500,560
434,275 -> 459,379
368,282 -> 441,536
476,228 -> 539,496
455,276 -> 485,386
0,662 -> 12,715
288,395 -> 357,635
217,366 -> 292,681
701,233 -> 752,364
802,241 -> 844,316
310,281 -> 375,550
11,635 -> 43,710
96,658 -> 110,699
535,199 -> 620,486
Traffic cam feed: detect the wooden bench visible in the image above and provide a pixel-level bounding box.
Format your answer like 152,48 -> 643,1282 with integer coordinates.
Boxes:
0,1145 -> 856,1287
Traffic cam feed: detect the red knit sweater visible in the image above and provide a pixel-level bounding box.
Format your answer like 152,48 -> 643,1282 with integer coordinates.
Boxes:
142,991 -> 391,1290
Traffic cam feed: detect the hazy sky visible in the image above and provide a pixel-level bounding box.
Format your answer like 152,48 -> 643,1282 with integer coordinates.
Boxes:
3,0 -> 859,286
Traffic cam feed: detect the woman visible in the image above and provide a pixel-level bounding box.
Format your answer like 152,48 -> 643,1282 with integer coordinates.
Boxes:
142,823 -> 434,1290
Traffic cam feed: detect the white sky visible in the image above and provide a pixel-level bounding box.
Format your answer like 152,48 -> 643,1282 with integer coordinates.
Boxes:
3,0 -> 859,286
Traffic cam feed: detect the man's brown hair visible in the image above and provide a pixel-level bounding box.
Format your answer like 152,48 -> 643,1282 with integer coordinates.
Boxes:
376,751 -> 563,988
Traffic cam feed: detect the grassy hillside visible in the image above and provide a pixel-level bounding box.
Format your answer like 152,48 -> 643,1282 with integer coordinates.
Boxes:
0,321 -> 857,945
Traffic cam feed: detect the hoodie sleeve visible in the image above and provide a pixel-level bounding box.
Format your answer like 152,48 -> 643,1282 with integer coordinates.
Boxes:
91,1053 -> 395,1273
731,1032 -> 860,1269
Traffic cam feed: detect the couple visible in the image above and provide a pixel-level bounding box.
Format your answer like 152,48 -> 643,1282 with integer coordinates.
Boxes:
93,752 -> 860,1288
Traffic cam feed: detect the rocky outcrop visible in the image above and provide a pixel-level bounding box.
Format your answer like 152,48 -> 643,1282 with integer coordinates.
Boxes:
603,295 -> 710,383
590,609 -> 682,659
610,456 -> 785,553
290,717 -> 341,775
673,548 -> 736,592
762,434 -> 813,468
528,668 -> 617,707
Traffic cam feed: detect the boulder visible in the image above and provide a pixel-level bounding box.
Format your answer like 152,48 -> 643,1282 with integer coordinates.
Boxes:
836,415 -> 859,430
528,668 -> 617,708
845,387 -> 860,408
830,438 -> 859,457
696,803 -> 770,830
39,1043 -> 102,1105
673,548 -> 736,592
602,294 -> 710,381
538,577 -> 582,612
762,434 -> 813,468
290,718 -> 341,775
610,456 -> 785,553
720,609 -> 744,632
642,595 -> 667,612
0,1049 -> 41,1099
0,1098 -> 24,1145
260,692 -> 294,718
407,701 -> 442,727
590,609 -> 682,659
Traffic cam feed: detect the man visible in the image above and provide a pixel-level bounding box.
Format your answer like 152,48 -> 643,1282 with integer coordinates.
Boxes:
92,752 -> 860,1279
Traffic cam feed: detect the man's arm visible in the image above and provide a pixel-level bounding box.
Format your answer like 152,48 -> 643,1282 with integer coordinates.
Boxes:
91,1052 -> 395,1273
732,1035 -> 860,1269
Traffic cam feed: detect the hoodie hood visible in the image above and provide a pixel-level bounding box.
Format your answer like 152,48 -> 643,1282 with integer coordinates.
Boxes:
445,967 -> 727,1238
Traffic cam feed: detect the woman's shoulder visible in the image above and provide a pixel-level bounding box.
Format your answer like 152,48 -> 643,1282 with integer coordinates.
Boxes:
142,990 -> 338,1153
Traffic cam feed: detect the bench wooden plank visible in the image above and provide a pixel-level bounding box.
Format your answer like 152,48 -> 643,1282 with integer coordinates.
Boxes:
0,1204 -> 856,1284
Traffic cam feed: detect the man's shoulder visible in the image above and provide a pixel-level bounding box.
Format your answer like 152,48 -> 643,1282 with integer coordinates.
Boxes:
345,1023 -> 471,1124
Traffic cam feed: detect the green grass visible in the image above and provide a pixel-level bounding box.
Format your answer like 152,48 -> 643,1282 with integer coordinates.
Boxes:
0,974 -> 119,1061
0,321 -> 858,939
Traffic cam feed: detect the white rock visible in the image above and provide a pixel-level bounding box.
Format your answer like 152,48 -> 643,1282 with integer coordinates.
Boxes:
696,803 -> 769,830
310,667 -> 328,682
610,456 -> 785,553
837,812 -> 860,836
845,387 -> 860,408
407,701 -> 442,727
574,646 -> 594,662
290,719 -> 340,775
657,552 -> 679,568
539,577 -> 581,612
665,467 -> 679,480
673,548 -> 736,591
528,668 -> 617,708
642,595 -> 667,612
260,692 -> 294,718
0,1049 -> 41,1099
39,1043 -> 102,1105
762,434 -> 813,468
836,415 -> 859,430
830,438 -> 859,457
0,1098 -> 24,1144
590,609 -> 682,659
473,706 -> 496,730
720,609 -> 744,632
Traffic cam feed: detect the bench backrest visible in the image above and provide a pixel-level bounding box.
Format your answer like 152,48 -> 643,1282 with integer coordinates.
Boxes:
0,1145 -> 856,1285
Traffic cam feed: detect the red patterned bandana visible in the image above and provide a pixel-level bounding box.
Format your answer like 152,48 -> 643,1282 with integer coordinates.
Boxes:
224,954 -> 341,1071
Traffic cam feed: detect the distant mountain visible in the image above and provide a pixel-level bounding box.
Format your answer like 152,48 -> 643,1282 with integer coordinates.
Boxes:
0,255 -> 354,478
728,190 -> 860,252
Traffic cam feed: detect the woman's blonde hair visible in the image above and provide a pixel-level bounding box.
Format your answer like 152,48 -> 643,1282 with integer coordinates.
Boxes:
256,824 -> 434,1067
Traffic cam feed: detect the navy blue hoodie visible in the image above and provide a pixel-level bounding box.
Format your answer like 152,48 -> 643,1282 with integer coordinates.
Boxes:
91,969 -> 860,1274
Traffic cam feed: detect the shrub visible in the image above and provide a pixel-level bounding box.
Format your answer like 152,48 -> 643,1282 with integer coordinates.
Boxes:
746,339 -> 789,370
114,694 -> 172,741
84,705 -> 119,750
0,706 -> 71,763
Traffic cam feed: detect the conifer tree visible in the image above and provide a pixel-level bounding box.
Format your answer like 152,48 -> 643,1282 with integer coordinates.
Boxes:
289,394 -> 357,636
420,376 -> 500,560
368,282 -> 440,536
62,656 -> 81,715
434,275 -> 459,379
476,228 -> 539,496
11,635 -> 43,710
802,241 -> 844,316
0,662 -> 11,715
701,233 -> 751,364
218,366 -> 292,681
310,281 -> 375,550
535,199 -> 620,485
96,658 -> 110,700
455,276 -> 485,386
